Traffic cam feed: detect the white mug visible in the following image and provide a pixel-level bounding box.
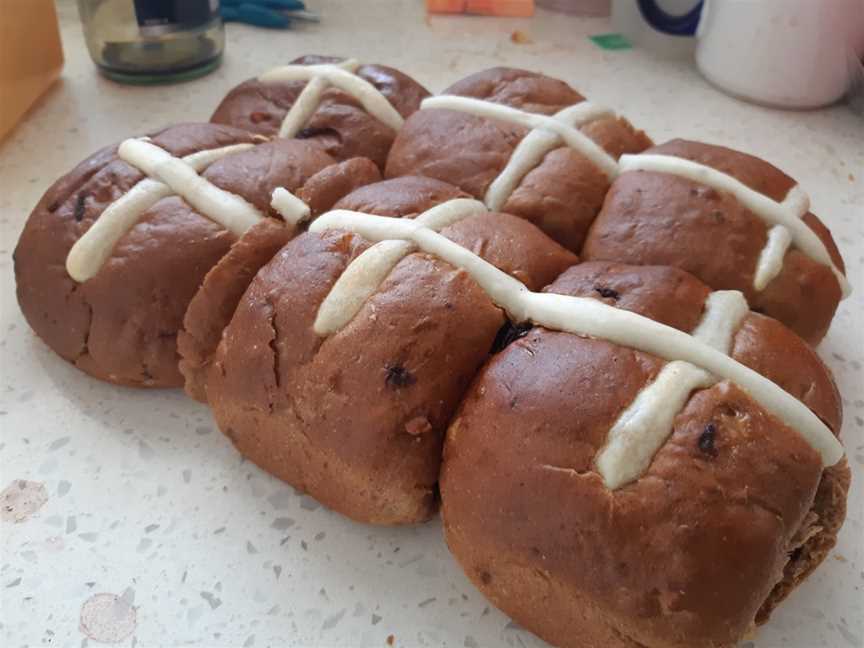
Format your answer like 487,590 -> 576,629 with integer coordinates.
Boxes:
696,0 -> 864,108
613,0 -> 864,109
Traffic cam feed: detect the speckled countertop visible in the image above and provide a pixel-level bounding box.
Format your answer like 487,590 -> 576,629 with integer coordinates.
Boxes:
1,2 -> 862,647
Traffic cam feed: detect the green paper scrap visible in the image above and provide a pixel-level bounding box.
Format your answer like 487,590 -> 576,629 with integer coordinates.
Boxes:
590,33 -> 632,51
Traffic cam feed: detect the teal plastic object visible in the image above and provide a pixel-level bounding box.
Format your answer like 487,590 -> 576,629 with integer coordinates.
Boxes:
221,0 -> 306,28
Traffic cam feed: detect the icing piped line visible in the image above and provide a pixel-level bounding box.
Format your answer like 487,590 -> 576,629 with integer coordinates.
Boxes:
412,197 -> 488,231
315,240 -> 414,336
597,361 -> 714,489
309,205 -> 843,470
522,291 -> 841,466
595,290 -> 749,488
311,197 -> 487,335
618,154 -> 851,298
691,290 -> 751,353
259,59 -> 404,137
66,142 -> 256,282
754,225 -> 793,291
277,76 -> 330,138
268,60 -> 359,138
119,139 -> 263,235
484,102 -> 615,211
422,95 -> 620,181
271,187 -> 311,225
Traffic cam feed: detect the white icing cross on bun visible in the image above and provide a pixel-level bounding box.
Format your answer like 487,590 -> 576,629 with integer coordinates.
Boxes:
66,139 -> 308,283
312,198 -> 487,336
618,154 -> 852,298
596,290 -> 749,488
259,59 -> 405,139
422,95 -> 620,189
484,102 -> 616,211
305,200 -> 843,484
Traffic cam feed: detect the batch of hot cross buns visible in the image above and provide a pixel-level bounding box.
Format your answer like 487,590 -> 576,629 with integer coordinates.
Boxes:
13,55 -> 852,647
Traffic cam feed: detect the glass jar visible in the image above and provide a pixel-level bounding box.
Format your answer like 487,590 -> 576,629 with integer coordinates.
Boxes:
76,0 -> 225,84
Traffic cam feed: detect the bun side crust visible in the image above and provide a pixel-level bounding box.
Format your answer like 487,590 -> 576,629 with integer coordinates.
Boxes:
179,220 -> 295,402
297,157 -> 382,216
756,458 -> 850,623
583,139 -> 845,343
179,156 -> 382,402
444,463 -> 850,647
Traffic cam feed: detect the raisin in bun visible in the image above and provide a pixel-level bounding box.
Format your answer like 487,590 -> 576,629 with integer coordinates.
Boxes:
440,261 -> 848,648
582,139 -> 849,344
211,55 -> 430,170
385,67 -> 652,251
15,123 -> 379,387
202,176 -> 578,524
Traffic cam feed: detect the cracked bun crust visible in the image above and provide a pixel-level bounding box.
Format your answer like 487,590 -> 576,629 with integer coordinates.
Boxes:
385,67 -> 652,251
582,139 -> 847,344
14,124 -> 379,387
179,157 -> 380,402
440,261 -> 847,648
211,55 -> 430,170
203,177 -> 578,524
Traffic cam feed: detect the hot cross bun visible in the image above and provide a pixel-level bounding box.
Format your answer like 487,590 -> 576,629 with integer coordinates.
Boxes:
582,139 -> 849,344
14,124 -> 380,387
202,177 -> 578,523
441,261 -> 848,647
386,67 -> 653,251
211,55 -> 430,170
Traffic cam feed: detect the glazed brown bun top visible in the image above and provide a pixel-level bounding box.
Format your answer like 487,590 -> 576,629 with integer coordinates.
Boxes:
544,262 -> 841,430
333,175 -> 583,290
14,123 -> 378,388
335,176 -> 582,290
386,67 -> 653,251
444,66 -> 589,114
582,139 -> 848,344
211,55 -> 431,169
440,261 -> 844,648
333,175 -> 469,216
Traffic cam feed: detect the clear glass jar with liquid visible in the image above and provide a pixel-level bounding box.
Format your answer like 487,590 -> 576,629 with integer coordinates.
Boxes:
77,0 -> 225,84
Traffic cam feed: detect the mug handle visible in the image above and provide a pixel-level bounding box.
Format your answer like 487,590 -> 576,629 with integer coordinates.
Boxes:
636,0 -> 704,36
